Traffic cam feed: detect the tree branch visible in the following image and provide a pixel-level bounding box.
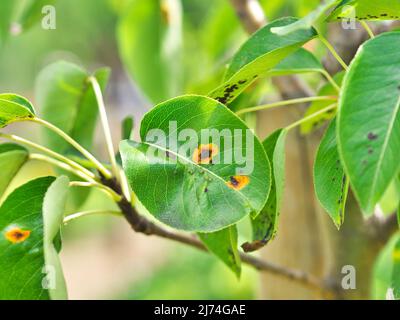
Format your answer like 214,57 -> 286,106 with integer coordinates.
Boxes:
100,174 -> 326,293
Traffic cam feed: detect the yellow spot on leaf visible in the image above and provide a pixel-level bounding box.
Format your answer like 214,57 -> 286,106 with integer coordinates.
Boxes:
5,227 -> 31,244
226,176 -> 250,191
192,144 -> 219,164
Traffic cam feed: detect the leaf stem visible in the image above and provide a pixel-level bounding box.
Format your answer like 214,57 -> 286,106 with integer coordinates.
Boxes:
236,96 -> 337,115
30,117 -> 112,179
319,70 -> 341,93
319,34 -> 349,71
69,181 -> 122,202
29,153 -> 95,183
286,103 -> 337,131
88,77 -> 120,181
0,132 -> 96,180
360,21 -> 375,38
63,209 -> 122,224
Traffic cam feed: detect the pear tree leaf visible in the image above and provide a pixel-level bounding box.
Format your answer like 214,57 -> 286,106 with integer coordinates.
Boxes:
0,143 -> 29,199
0,93 -> 35,128
337,32 -> 400,214
268,48 -> 324,77
328,0 -> 400,21
0,176 -> 69,300
36,61 -> 110,154
117,0 -> 183,103
17,0 -> 57,31
314,120 -> 349,229
242,129 -> 287,252
120,95 -> 271,232
198,226 -> 241,278
208,17 -> 318,105
271,0 -> 340,35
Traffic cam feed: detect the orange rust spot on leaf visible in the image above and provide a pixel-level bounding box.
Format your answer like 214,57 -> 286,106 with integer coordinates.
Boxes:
5,227 -> 31,244
192,144 -> 219,164
226,176 -> 250,191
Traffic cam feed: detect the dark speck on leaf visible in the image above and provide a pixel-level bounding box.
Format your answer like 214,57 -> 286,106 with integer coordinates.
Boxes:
367,132 -> 378,140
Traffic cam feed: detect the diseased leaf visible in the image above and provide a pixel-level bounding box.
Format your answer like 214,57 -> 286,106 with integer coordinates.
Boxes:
243,129 -> 287,252
0,93 -> 35,128
314,120 -> 349,228
328,0 -> 400,21
0,143 -> 29,199
271,0 -> 340,35
36,61 -> 110,154
208,17 -> 317,105
300,72 -> 343,134
120,95 -> 270,232
0,176 -> 69,300
337,32 -> 400,214
198,226 -> 241,278
117,0 -> 183,103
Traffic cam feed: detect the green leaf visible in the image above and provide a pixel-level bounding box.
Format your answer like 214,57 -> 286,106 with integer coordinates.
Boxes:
0,93 -> 36,128
122,116 -> 134,140
208,17 -> 317,105
271,0 -> 340,35
198,226 -> 241,278
300,72 -> 343,134
243,129 -> 287,252
337,32 -> 400,214
371,233 -> 400,299
392,237 -> 400,299
328,0 -> 400,21
0,176 -> 69,300
314,120 -> 349,229
17,0 -> 57,31
268,48 -> 324,77
117,0 -> 183,103
120,95 -> 271,232
36,61 -> 110,154
0,143 -> 29,199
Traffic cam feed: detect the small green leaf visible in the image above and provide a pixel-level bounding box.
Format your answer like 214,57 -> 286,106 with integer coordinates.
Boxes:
0,176 -> 69,300
0,93 -> 35,128
17,0 -> 57,31
198,226 -> 241,278
0,143 -> 29,199
300,72 -> 343,134
120,95 -> 270,232
122,116 -> 134,140
36,61 -> 110,154
268,48 -> 324,77
328,0 -> 400,21
314,120 -> 349,229
208,17 -> 317,105
243,129 -> 287,252
271,0 -> 340,35
337,32 -> 400,214
117,0 -> 183,103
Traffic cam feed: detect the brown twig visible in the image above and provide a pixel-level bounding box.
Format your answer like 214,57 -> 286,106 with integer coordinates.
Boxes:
99,174 -> 325,292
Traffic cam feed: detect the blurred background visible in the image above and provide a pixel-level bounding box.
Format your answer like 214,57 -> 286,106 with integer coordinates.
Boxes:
0,0 -> 398,299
